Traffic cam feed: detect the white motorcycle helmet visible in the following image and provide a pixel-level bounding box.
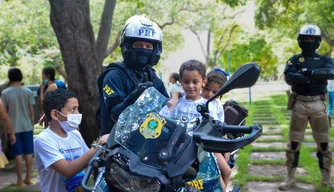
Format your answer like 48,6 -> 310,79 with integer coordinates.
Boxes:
297,24 -> 322,51
120,15 -> 163,69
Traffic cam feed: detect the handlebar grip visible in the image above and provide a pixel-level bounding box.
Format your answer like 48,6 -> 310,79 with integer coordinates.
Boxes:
219,124 -> 255,134
193,119 -> 263,153
81,148 -> 104,191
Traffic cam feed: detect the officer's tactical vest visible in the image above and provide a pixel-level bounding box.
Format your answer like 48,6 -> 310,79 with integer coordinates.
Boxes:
291,54 -> 327,96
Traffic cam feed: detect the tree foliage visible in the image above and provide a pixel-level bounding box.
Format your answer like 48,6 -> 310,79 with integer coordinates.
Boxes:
0,0 -> 285,143
255,0 -> 334,56
0,0 -> 56,66
219,36 -> 278,78
219,0 -> 247,8
179,0 -> 245,66
0,0 -> 59,83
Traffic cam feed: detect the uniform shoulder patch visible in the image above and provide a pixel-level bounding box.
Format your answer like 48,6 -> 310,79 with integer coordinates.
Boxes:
298,57 -> 305,63
103,84 -> 114,96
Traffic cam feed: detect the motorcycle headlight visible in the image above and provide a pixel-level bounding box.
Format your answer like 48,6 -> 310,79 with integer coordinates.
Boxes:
107,161 -> 161,192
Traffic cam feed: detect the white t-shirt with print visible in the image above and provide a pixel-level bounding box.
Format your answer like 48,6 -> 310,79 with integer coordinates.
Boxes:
34,128 -> 89,192
160,96 -> 224,123
159,96 -> 224,174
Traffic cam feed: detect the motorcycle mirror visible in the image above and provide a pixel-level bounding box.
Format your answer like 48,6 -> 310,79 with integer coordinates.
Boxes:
206,62 -> 260,107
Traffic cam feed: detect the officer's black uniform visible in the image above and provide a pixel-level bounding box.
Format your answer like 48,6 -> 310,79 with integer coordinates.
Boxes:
281,51 -> 334,190
284,53 -> 334,95
99,62 -> 169,135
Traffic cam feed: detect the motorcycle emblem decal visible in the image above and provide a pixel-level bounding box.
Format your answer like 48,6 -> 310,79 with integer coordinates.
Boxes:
186,179 -> 204,190
299,57 -> 305,63
140,113 -> 166,139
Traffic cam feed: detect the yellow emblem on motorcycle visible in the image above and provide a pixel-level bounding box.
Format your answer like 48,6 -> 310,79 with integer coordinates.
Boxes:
299,57 -> 305,63
187,179 -> 204,190
140,113 -> 166,139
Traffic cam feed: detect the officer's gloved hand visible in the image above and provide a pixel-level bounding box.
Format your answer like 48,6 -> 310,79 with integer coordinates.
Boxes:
300,68 -> 314,76
128,81 -> 153,102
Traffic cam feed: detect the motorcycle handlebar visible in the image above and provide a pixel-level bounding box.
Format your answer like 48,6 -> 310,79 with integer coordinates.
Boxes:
81,165 -> 93,191
81,147 -> 104,191
193,119 -> 262,153
217,122 -> 253,134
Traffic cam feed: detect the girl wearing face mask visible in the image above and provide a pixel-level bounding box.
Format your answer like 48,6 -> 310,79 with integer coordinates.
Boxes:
40,67 -> 58,103
34,89 -> 109,192
38,67 -> 59,127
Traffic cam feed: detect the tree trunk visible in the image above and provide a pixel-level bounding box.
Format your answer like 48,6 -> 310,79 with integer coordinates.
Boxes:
49,0 -> 101,146
206,31 -> 211,66
96,0 -> 117,65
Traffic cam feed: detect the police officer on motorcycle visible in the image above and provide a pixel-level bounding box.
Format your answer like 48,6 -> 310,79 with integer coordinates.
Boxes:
98,15 -> 169,135
279,24 -> 334,190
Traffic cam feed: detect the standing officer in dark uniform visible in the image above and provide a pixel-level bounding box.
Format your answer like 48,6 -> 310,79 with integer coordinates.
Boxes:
279,24 -> 334,190
97,15 -> 169,136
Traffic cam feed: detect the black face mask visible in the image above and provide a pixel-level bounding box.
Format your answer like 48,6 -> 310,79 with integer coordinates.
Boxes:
124,48 -> 153,71
133,48 -> 153,68
298,35 -> 320,54
299,41 -> 317,52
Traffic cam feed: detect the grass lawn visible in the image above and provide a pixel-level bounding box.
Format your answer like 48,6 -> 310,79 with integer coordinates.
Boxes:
232,93 -> 334,192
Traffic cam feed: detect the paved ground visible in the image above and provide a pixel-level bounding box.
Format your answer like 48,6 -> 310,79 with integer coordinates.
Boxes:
0,157 -> 40,191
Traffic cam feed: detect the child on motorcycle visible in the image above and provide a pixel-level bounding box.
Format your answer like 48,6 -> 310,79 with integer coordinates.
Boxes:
34,89 -> 109,192
160,59 -> 227,191
201,70 -> 232,191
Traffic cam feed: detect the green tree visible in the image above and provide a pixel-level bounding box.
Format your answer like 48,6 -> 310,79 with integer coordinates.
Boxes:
0,0 -> 197,144
47,0 -> 192,144
181,0 -> 248,66
48,0 -> 116,145
255,0 -> 334,56
0,0 -> 59,83
220,36 -> 278,78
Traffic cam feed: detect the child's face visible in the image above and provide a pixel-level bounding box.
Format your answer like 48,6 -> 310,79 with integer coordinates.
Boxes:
169,76 -> 175,84
180,70 -> 206,101
202,81 -> 222,100
61,98 -> 80,116
53,98 -> 80,121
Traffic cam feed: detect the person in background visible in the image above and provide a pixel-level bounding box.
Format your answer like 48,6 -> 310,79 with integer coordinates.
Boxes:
53,57 -> 68,83
327,79 -> 334,117
168,72 -> 184,99
280,24 -> 334,190
0,99 -> 16,169
39,67 -> 67,110
167,72 -> 184,111
38,67 -> 67,127
0,81 -> 11,156
1,67 -> 35,186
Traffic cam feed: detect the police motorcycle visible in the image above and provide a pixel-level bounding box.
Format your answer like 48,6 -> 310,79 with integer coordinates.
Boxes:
82,63 -> 262,192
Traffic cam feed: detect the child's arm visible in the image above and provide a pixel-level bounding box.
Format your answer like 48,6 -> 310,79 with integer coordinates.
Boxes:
50,134 -> 109,178
215,153 -> 232,190
0,100 -> 16,144
29,105 -> 34,127
45,83 -> 57,92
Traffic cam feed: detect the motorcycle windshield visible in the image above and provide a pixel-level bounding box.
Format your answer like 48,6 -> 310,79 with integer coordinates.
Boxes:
113,87 -> 194,170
